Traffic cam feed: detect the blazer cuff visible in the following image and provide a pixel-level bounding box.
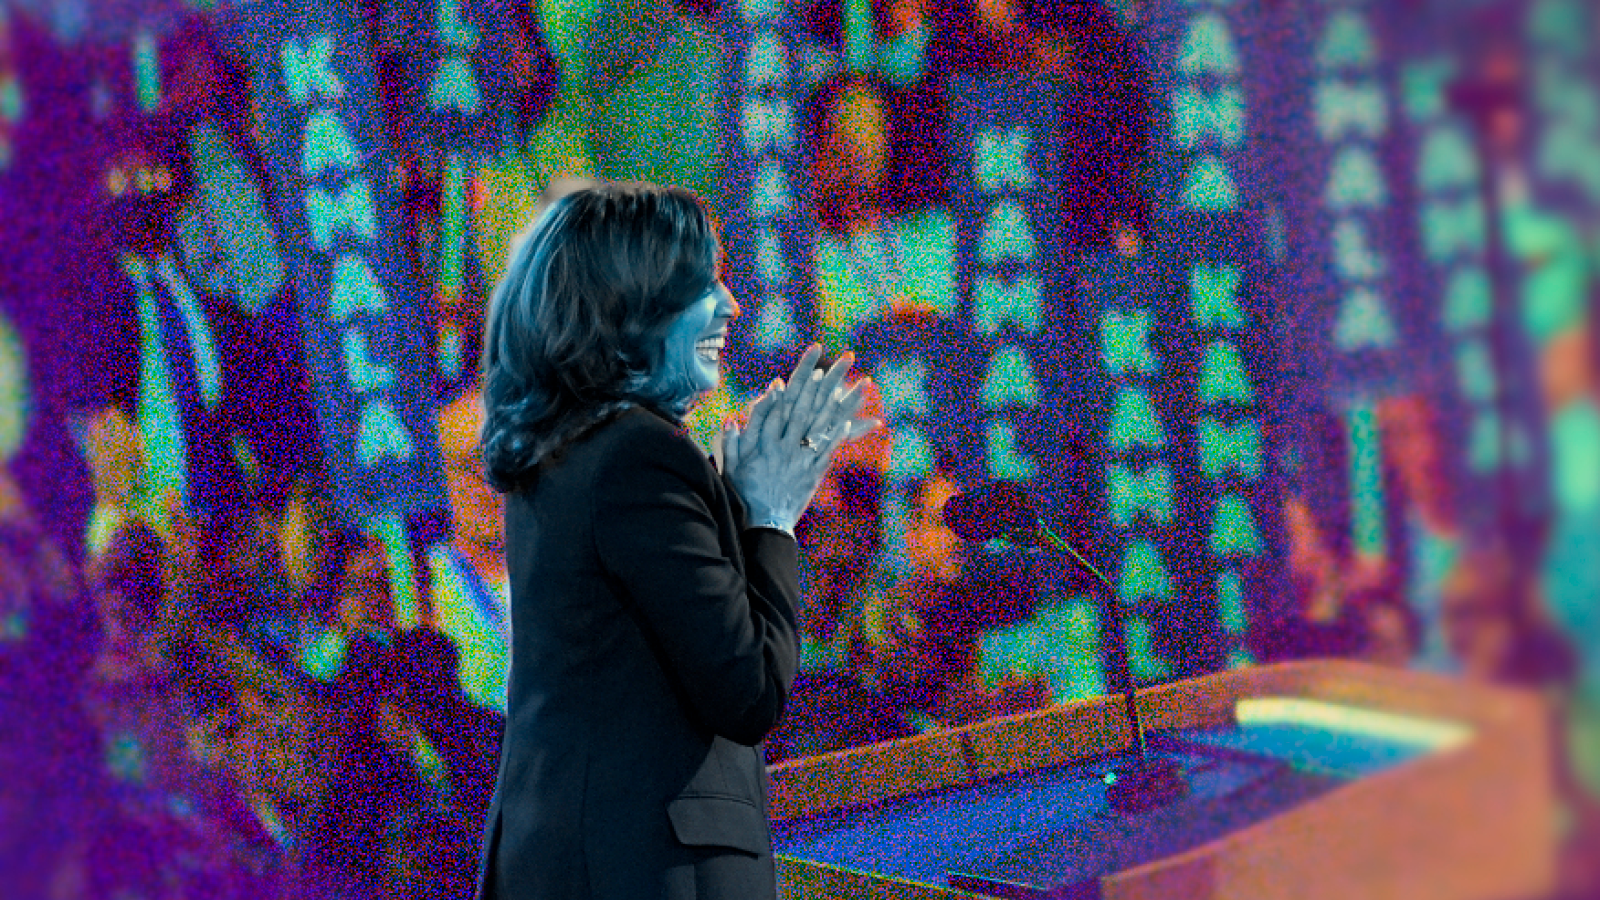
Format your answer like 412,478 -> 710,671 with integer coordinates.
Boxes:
745,522 -> 796,540
739,526 -> 801,618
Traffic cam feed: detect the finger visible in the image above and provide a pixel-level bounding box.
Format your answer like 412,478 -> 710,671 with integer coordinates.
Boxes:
779,345 -> 827,440
795,351 -> 856,440
779,376 -> 819,446
841,416 -> 885,442
785,343 -> 824,388
784,348 -> 853,445
744,380 -> 783,444
805,351 -> 855,423
752,383 -> 791,447
712,422 -> 728,473
803,415 -> 856,470
739,400 -> 768,462
779,346 -> 820,419
819,379 -> 871,432
817,419 -> 855,459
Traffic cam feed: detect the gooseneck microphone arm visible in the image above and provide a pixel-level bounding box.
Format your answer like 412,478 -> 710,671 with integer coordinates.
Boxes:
939,481 -> 1152,766
1033,521 -> 1150,765
941,480 -> 1190,812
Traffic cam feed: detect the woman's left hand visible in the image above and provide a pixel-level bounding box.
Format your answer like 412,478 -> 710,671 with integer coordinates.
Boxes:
715,345 -> 883,472
769,345 -> 884,450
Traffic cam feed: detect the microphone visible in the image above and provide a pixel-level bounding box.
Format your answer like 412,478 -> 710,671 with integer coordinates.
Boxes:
940,481 -> 1112,593
940,425 -> 1097,546
940,481 -> 1041,544
938,479 -> 1189,813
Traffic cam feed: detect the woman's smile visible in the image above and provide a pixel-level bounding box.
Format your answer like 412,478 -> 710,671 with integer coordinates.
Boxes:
694,334 -> 725,364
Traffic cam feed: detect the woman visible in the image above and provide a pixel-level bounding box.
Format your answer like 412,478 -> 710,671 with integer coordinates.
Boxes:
474,182 -> 881,899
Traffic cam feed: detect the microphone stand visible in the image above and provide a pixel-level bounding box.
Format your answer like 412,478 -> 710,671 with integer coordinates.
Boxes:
1032,521 -> 1189,814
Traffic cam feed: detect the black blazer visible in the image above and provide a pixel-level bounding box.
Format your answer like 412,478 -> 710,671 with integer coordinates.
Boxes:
475,404 -> 801,900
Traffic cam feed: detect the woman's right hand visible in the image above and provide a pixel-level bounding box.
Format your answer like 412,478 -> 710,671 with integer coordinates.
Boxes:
723,345 -> 882,531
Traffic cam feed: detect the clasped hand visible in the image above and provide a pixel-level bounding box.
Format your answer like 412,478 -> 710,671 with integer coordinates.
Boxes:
718,344 -> 885,532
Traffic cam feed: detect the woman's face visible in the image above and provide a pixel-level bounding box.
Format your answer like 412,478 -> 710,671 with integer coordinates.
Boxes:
657,283 -> 740,400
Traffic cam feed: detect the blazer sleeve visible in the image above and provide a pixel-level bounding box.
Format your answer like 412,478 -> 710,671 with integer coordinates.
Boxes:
590,428 -> 801,747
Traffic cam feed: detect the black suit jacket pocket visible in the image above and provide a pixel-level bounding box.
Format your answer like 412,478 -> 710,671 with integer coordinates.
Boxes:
666,794 -> 768,855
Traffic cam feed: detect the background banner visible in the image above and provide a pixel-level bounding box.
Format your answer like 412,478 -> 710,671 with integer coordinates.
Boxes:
717,0 -> 819,396
231,0 -> 447,528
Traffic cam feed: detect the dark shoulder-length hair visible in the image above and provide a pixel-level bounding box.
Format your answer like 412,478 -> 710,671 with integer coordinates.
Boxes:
478,182 -> 721,494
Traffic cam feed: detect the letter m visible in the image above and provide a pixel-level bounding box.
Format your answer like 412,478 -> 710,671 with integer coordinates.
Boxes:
280,33 -> 345,106
1173,84 -> 1244,149
306,179 -> 377,252
1105,461 -> 1174,529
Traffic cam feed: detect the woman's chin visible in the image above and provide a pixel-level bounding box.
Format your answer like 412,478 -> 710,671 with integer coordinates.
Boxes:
692,368 -> 721,394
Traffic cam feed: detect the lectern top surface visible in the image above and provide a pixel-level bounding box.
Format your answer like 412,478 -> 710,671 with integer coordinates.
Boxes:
772,718 -> 1444,893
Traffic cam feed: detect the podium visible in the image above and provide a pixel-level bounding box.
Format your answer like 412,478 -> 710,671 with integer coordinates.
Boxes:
765,660 -> 1557,900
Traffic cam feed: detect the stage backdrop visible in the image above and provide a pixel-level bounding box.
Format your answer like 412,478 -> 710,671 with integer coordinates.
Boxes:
229,0 -> 448,530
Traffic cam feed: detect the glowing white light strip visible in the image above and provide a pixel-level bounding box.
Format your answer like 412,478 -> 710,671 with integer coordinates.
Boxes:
1236,697 -> 1473,751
